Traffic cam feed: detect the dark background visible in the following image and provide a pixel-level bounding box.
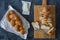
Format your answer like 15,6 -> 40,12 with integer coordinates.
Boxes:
0,0 -> 59,40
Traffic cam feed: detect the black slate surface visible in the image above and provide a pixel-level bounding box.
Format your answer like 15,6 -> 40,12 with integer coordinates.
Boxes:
0,0 -> 59,40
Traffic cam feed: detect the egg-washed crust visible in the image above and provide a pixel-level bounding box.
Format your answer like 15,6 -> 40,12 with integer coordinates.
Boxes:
6,10 -> 25,35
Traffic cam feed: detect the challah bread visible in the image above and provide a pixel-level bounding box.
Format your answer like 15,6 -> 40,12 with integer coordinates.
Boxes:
6,10 -> 26,35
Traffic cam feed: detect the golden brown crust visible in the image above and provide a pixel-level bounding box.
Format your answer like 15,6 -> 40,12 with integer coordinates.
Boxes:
15,20 -> 22,26
6,10 -> 25,34
14,25 -> 20,31
6,13 -> 11,21
10,20 -> 15,26
47,27 -> 55,36
20,29 -> 25,35
19,27 -> 24,30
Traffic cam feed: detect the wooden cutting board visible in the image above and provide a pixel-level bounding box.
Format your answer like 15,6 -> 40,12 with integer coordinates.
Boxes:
34,0 -> 56,38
